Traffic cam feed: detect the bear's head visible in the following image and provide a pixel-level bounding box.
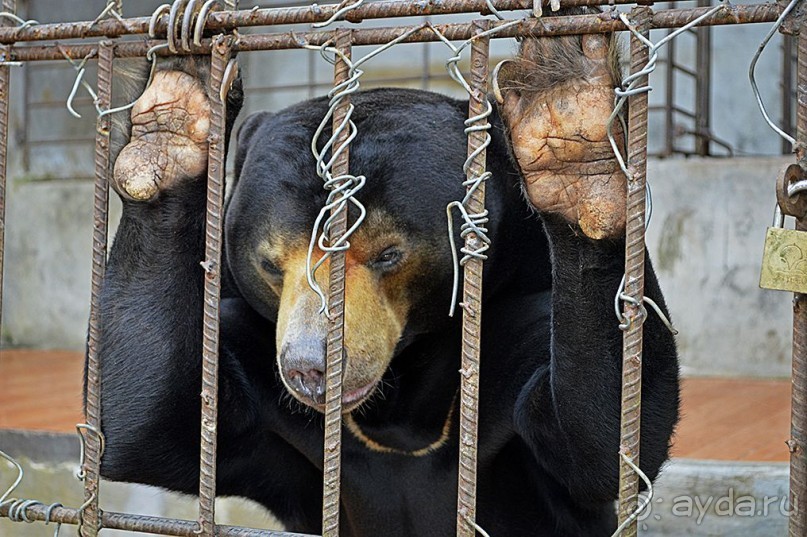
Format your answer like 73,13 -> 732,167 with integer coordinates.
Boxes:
225,89 -> 541,413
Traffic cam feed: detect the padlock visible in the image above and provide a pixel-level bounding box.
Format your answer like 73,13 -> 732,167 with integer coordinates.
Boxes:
760,204 -> 807,294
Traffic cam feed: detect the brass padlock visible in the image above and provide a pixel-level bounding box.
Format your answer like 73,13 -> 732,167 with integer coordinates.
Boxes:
760,204 -> 807,294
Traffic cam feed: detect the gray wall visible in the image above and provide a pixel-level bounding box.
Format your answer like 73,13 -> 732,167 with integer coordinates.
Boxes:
646,157 -> 794,378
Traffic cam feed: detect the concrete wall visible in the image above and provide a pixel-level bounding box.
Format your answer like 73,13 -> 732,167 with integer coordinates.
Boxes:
645,156 -> 794,378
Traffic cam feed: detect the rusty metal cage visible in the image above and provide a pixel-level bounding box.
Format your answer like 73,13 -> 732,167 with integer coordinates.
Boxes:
0,0 -> 805,536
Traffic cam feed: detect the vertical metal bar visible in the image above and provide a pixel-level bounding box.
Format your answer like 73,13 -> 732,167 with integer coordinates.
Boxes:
663,1 -> 676,158
694,0 -> 711,156
783,34 -> 795,155
21,43 -> 29,172
198,34 -> 234,537
0,0 -> 14,346
308,50 -> 316,98
81,39 -> 114,537
421,16 -> 431,90
455,19 -> 489,537
616,7 -> 651,536
322,28 -> 351,537
788,24 -> 807,537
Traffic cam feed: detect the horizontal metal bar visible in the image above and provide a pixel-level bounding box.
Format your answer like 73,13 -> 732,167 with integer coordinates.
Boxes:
670,104 -> 697,117
27,96 -> 95,107
0,504 -> 316,537
647,104 -> 697,119
27,138 -> 94,145
4,4 -> 780,63
0,0 -> 674,45
669,62 -> 698,78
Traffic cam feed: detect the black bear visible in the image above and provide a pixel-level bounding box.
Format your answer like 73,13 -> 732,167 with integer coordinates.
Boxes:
96,24 -> 679,537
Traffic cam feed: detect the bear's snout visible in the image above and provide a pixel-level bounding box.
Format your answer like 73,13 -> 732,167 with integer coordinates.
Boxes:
281,338 -> 327,406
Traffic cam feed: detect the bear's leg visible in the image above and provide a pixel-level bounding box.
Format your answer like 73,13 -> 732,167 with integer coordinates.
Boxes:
97,56 -> 322,531
498,27 -> 680,506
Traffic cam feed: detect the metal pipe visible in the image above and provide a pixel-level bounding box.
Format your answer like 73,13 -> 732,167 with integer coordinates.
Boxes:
783,34 -> 795,155
321,28 -> 351,537
196,34 -> 235,537
0,0 -> 682,45
694,0 -> 712,155
663,2 -> 676,158
616,7 -> 651,537
80,38 -> 114,537
789,23 -> 807,537
0,0 -> 13,358
3,4 -> 781,63
455,19 -> 489,537
0,503 -> 315,537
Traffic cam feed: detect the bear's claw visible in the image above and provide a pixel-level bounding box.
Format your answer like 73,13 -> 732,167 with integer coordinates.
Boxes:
498,32 -> 626,240
112,70 -> 211,202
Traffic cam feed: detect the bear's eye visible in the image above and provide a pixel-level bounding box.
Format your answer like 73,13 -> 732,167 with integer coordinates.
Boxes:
260,258 -> 282,278
370,247 -> 403,271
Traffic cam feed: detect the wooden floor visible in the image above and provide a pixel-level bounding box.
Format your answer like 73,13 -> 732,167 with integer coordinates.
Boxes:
0,349 -> 793,462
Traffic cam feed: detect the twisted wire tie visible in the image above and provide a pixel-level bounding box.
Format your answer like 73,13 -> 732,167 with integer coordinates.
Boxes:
427,19 -> 522,317
610,451 -> 654,537
608,6 -> 726,336
0,11 -> 38,29
313,0 -> 365,29
302,24 -> 427,315
0,449 -> 63,535
749,0 -> 800,151
75,423 -> 106,481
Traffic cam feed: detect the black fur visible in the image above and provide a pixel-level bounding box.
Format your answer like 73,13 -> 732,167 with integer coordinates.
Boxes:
96,77 -> 679,535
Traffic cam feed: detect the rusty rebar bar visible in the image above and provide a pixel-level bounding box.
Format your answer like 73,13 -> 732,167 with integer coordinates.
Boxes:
2,4 -> 780,63
455,19 -> 489,537
321,28 -> 351,537
0,0 -> 13,351
80,38 -> 114,537
0,0 -> 683,45
0,503 -> 315,537
789,23 -> 807,537
616,7 -> 651,536
197,34 -> 234,537
783,34 -> 796,155
694,0 -> 712,156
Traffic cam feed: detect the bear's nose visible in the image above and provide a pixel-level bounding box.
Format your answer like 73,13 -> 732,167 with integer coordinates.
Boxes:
287,367 -> 325,404
281,337 -> 327,405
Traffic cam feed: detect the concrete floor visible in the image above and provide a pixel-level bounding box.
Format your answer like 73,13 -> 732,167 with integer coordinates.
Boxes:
0,349 -> 793,461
